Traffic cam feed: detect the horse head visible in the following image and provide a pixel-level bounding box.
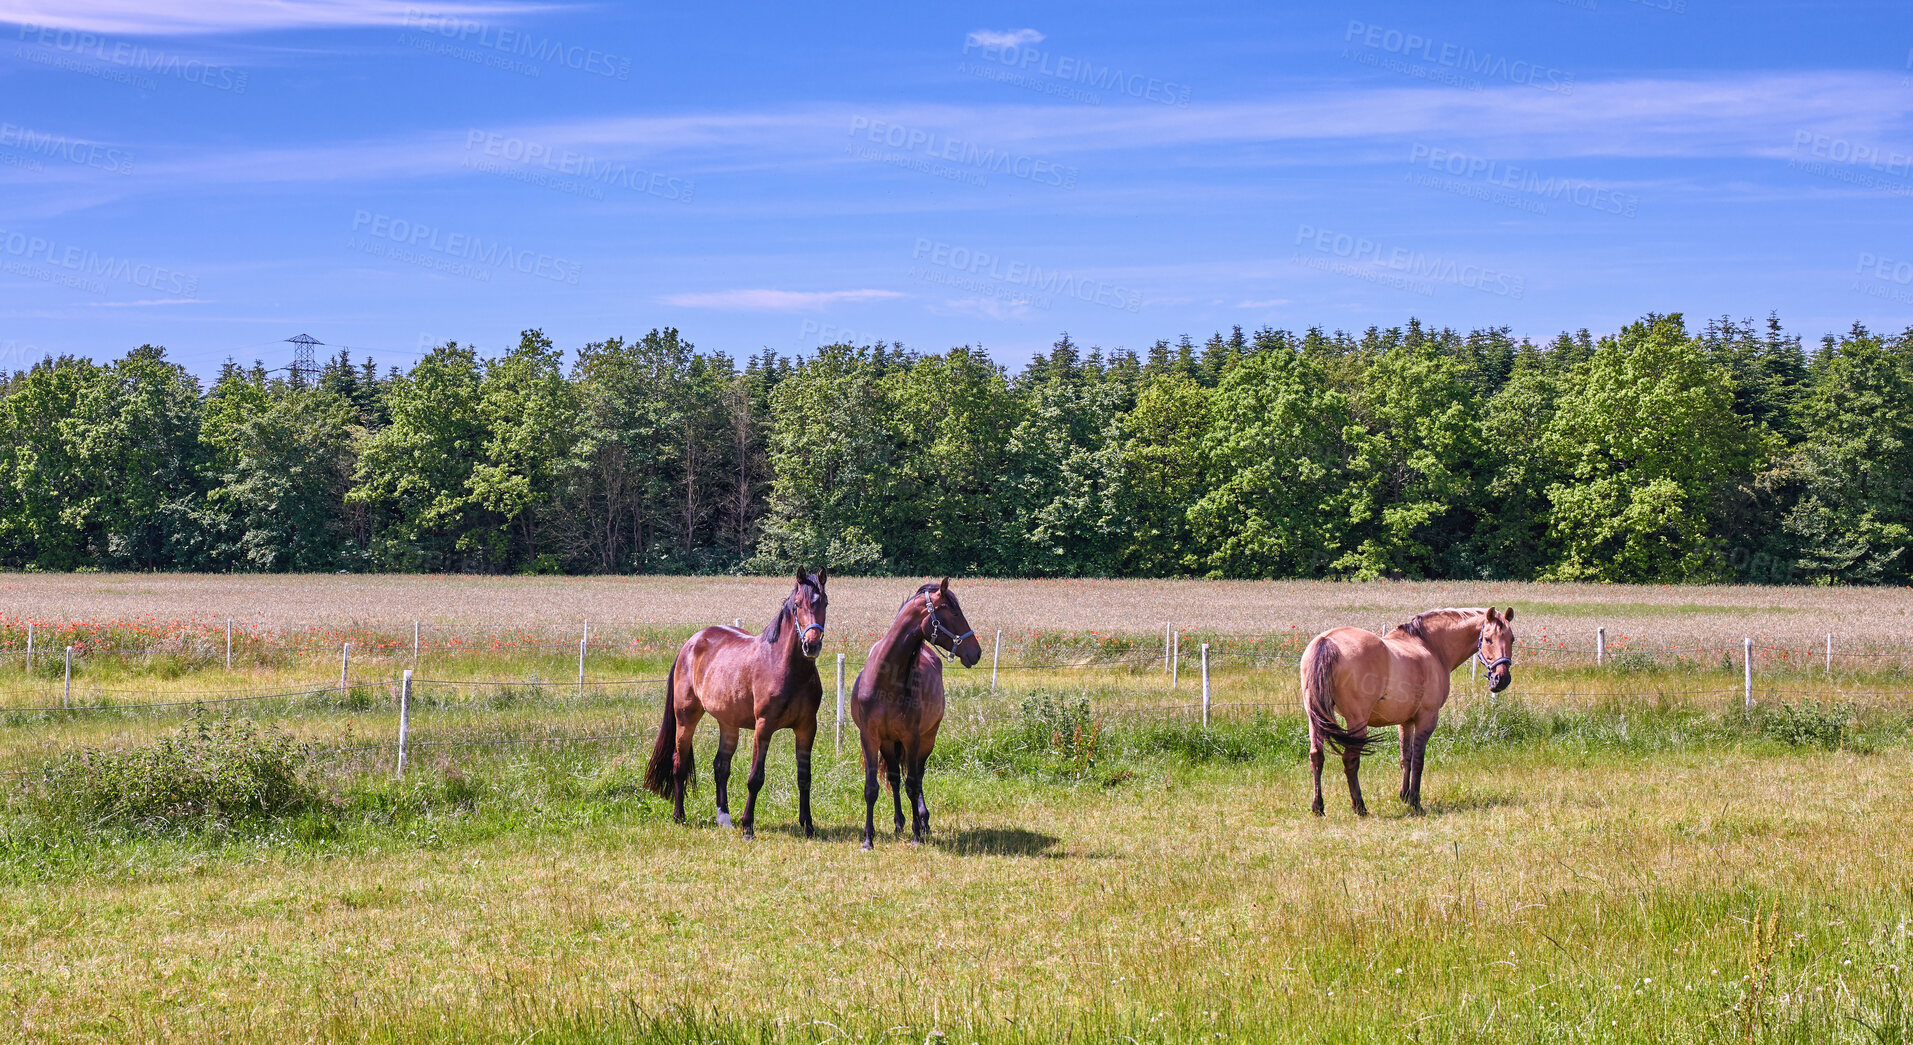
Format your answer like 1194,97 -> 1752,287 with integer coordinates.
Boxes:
921,577 -> 982,668
790,567 -> 828,659
1480,606 -> 1516,693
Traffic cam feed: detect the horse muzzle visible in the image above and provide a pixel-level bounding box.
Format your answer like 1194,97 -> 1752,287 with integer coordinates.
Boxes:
1489,669 -> 1511,694
800,625 -> 824,660
956,637 -> 983,669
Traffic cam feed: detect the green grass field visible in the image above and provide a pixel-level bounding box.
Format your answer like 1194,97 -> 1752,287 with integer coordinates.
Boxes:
2,582 -> 1910,1043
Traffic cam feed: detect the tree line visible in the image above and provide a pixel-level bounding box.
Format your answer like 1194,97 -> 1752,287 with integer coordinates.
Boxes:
1,313 -> 1908,583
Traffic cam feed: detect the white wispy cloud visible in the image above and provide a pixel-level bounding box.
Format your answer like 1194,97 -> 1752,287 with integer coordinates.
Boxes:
966,28 -> 1043,49
660,289 -> 904,311
0,0 -> 548,35
1237,299 -> 1290,309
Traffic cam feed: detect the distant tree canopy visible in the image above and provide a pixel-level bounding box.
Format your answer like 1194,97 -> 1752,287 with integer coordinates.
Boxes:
2,314 -> 1908,584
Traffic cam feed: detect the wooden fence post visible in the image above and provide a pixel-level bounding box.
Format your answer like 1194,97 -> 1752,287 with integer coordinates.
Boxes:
1200,643 -> 1211,727
835,653 -> 845,756
1596,627 -> 1605,667
991,630 -> 1001,693
24,623 -> 31,670
340,642 -> 350,694
413,621 -> 420,658
1743,638 -> 1753,712
396,670 -> 412,776
63,646 -> 72,708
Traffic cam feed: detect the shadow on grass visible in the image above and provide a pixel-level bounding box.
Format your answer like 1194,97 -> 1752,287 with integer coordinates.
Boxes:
934,827 -> 1063,857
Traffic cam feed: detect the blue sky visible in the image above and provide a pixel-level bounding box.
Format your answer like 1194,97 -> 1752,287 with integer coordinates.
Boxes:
1,0 -> 1910,377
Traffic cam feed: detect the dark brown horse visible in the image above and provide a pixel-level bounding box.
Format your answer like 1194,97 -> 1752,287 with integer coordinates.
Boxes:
850,578 -> 982,849
644,570 -> 828,839
1301,606 -> 1515,816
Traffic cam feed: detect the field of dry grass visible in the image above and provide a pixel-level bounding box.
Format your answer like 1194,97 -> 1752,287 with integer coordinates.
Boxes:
4,574 -> 1911,652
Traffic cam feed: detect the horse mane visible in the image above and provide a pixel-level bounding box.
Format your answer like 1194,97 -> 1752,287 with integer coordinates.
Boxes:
1394,608 -> 1483,640
899,581 -> 962,615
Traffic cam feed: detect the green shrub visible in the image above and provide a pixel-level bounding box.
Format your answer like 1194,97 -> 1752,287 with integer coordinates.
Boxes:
1759,700 -> 1850,749
39,716 -> 324,831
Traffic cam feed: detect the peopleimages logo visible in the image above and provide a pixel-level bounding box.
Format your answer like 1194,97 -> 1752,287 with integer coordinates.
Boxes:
349,211 -> 582,284
1294,224 -> 1525,299
849,117 -> 1077,189
910,238 -> 1141,312
399,9 -> 631,79
1343,21 -> 1574,94
0,123 -> 135,175
958,32 -> 1191,107
1407,144 -> 1638,217
13,23 -> 248,93
463,132 -> 693,202
0,227 -> 199,296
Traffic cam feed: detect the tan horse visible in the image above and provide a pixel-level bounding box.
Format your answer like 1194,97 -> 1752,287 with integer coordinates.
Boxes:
1301,606 -> 1515,816
643,570 -> 828,839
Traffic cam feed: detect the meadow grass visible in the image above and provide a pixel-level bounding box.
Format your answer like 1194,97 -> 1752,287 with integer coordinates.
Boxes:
1,580 -> 1910,1042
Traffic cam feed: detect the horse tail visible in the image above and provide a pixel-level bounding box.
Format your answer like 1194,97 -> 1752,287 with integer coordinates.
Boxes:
1303,638 -> 1369,755
643,657 -> 680,796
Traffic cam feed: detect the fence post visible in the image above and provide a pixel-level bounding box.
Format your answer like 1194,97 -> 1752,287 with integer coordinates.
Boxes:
1596,627 -> 1605,667
577,637 -> 587,697
1825,633 -> 1832,678
63,646 -> 72,708
397,669 -> 411,776
225,619 -> 233,669
834,653 -> 845,756
991,629 -> 1001,693
1172,632 -> 1180,689
733,618 -> 742,628
1200,643 -> 1211,727
340,642 -> 350,694
24,623 -> 31,670
413,620 -> 420,657
1743,637 -> 1753,712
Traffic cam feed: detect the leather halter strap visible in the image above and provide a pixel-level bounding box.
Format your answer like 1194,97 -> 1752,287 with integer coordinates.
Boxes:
922,591 -> 973,659
1475,625 -> 1511,672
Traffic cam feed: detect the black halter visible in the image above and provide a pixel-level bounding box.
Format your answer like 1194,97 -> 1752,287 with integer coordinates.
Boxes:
922,591 -> 973,660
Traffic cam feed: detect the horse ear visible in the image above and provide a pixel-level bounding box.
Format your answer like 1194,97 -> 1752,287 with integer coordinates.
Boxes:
816,567 -> 828,587
1504,606 -> 1516,621
1486,606 -> 1500,622
794,568 -> 808,586
938,576 -> 950,593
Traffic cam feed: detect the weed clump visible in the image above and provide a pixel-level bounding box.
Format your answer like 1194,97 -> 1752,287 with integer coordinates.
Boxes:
1758,699 -> 1851,748
36,716 -> 324,832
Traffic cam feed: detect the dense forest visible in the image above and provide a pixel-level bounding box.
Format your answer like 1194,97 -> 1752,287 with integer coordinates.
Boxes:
1,313 -> 1908,583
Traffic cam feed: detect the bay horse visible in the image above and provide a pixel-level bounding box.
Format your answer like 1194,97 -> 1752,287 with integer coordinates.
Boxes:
1301,606 -> 1515,816
643,569 -> 828,839
850,578 -> 982,849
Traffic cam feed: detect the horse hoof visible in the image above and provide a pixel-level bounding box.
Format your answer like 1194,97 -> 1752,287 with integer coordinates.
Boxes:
741,826 -> 755,841
716,812 -> 733,829
802,823 -> 816,839
1354,806 -> 1369,818
1311,801 -> 1324,817
861,839 -> 874,851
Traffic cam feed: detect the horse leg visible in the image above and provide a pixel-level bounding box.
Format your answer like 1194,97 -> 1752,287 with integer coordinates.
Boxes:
712,726 -> 739,829
738,721 -> 772,841
1398,723 -> 1416,804
793,719 -> 817,838
1308,721 -> 1326,816
1342,742 -> 1368,818
1409,714 -> 1436,813
905,752 -> 929,844
671,707 -> 700,824
861,735 -> 880,850
886,741 -> 905,837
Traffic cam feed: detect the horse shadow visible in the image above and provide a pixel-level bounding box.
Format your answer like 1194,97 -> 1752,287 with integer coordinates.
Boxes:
765,823 -> 1063,856
933,827 -> 1062,857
